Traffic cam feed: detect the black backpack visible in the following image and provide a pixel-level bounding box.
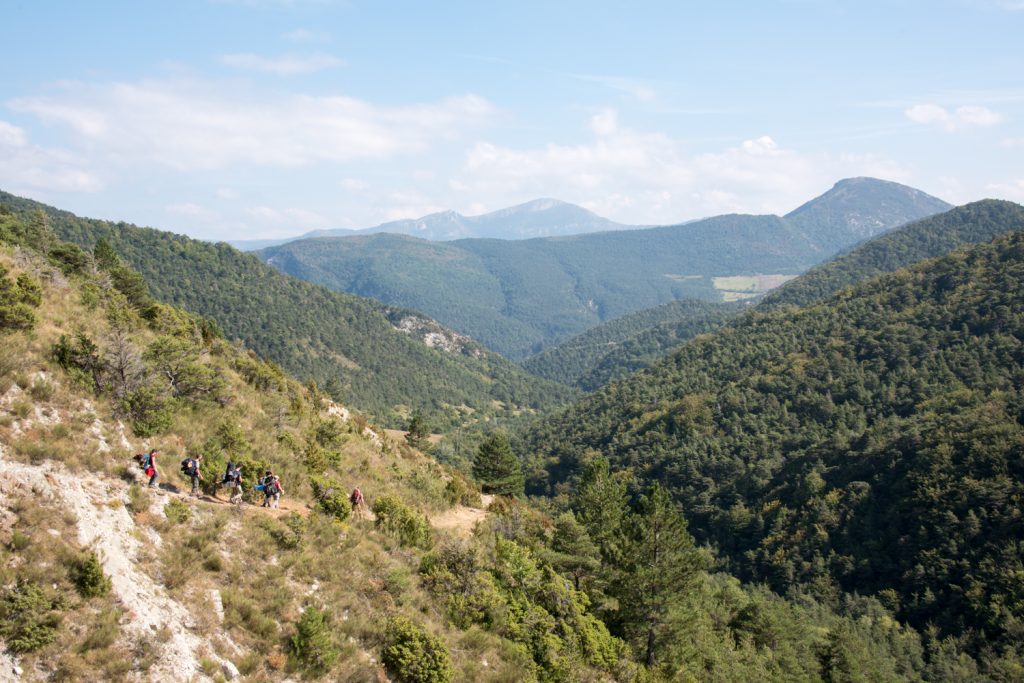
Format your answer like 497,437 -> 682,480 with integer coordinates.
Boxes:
180,458 -> 196,475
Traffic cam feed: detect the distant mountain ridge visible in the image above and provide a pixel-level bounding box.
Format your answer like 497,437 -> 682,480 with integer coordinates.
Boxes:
523,198 -> 1019,391
230,198 -> 627,250
785,176 -> 952,254
0,190 -> 576,428
259,178 -> 951,359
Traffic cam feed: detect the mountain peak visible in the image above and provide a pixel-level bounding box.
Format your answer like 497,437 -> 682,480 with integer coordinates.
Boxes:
785,177 -> 952,252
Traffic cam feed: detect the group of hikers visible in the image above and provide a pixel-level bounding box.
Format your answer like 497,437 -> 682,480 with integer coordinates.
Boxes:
133,448 -> 370,517
132,449 -> 284,508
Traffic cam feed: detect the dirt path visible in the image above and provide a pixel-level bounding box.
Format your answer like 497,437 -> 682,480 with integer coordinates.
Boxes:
151,483 -> 311,518
428,494 -> 493,537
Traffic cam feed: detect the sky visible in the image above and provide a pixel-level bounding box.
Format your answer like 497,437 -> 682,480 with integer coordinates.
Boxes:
1,0 -> 1022,241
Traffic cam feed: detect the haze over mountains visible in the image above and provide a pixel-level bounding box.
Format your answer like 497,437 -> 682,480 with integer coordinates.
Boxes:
230,198 -> 628,250
258,177 -> 951,358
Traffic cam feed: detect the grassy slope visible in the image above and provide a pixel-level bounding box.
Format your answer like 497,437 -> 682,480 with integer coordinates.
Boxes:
0,237 -> 562,682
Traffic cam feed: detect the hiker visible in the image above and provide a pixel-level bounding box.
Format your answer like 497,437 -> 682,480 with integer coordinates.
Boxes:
350,486 -> 366,519
261,471 -> 283,509
181,455 -> 204,497
221,462 -> 244,504
134,449 -> 159,488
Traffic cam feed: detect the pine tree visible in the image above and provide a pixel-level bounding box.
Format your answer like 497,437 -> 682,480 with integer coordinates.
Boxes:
472,432 -> 523,496
614,484 -> 703,668
574,456 -> 629,566
547,511 -> 601,591
406,410 -> 429,448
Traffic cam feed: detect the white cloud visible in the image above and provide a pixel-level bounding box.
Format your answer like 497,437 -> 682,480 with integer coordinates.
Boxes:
216,187 -> 241,200
339,178 -> 369,192
8,78 -> 495,172
590,109 -> 619,136
987,178 -> 1024,201
282,28 -> 331,43
904,103 -> 1004,131
0,119 -> 102,193
1001,137 -> 1024,147
0,121 -> 28,147
246,205 -> 330,229
458,114 -> 910,224
221,52 -> 345,75
166,202 -> 218,220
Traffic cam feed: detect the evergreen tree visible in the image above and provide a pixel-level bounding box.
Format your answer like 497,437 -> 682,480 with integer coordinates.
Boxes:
574,456 -> 629,566
406,409 -> 429,448
546,511 -> 601,592
614,484 -> 703,668
472,432 -> 523,496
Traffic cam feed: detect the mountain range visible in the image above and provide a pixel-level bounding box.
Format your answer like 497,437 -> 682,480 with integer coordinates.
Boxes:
230,198 -> 628,250
4,182 -> 1024,680
257,177 -> 951,359
4,200 -> 988,683
0,190 -> 575,429
526,198 -> 1024,390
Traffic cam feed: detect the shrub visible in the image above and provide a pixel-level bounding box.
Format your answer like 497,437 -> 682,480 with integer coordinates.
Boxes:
372,496 -> 432,548
443,476 -> 482,508
164,498 -> 191,524
48,242 -> 93,275
52,332 -> 103,391
289,606 -> 339,674
0,267 -> 42,333
262,513 -> 305,550
0,581 -> 62,653
309,475 -> 350,521
382,616 -> 454,683
29,376 -> 55,401
70,550 -> 112,598
121,385 -> 174,437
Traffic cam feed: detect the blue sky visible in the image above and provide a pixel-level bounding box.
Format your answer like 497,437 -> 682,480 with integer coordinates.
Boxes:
1,0 -> 1022,240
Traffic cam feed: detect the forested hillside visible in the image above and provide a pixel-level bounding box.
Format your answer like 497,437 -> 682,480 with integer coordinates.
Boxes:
528,200 -> 1024,393
0,192 -> 574,429
764,199 -> 1024,308
259,178 -> 948,359
522,299 -> 743,389
521,229 -> 1024,673
1,201 -> 962,682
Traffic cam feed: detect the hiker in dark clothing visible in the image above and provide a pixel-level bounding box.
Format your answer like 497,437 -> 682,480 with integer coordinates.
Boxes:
181,455 -> 204,497
261,470 -> 283,509
221,462 -> 244,504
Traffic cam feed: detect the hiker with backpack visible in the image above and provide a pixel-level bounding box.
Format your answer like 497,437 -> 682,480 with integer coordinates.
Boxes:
261,470 -> 283,509
221,462 -> 244,504
134,449 -> 159,488
181,455 -> 204,497
350,486 -> 366,519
